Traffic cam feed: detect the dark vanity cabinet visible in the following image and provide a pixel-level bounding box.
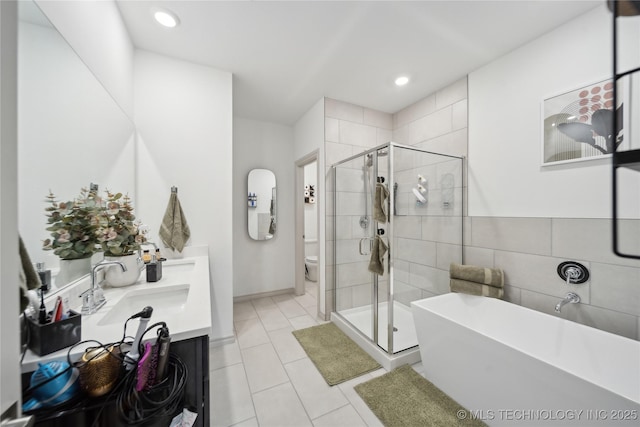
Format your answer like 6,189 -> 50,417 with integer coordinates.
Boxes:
22,335 -> 209,427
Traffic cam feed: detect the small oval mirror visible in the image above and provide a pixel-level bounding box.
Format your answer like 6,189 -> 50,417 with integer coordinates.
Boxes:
248,169 -> 276,240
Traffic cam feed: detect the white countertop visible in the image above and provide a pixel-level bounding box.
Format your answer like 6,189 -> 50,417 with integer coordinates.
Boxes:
21,255 -> 212,372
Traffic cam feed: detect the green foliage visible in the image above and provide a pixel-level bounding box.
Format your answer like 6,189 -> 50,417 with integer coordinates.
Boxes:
43,188 -> 147,260
42,188 -> 101,260
96,190 -> 147,257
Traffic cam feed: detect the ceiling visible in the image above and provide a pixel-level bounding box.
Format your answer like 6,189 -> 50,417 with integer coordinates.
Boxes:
116,0 -> 602,125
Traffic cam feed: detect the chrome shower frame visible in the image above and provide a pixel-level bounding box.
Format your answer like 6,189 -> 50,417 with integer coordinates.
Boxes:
331,141 -> 464,362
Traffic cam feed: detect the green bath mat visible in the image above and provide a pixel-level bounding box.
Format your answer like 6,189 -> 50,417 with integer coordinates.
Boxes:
355,365 -> 487,427
292,322 -> 381,385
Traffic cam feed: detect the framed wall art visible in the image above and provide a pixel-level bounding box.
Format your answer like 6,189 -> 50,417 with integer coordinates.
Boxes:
542,79 -> 625,166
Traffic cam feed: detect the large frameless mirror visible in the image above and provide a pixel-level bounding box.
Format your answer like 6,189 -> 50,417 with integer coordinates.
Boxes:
247,169 -> 276,240
18,1 -> 136,293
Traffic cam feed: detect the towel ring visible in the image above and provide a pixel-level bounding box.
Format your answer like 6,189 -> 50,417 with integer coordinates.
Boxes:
171,186 -> 178,194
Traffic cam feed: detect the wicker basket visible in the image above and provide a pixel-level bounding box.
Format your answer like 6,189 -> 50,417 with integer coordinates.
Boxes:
78,345 -> 123,397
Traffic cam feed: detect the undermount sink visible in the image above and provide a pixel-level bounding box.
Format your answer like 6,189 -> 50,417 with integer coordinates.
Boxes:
97,284 -> 190,326
161,261 -> 196,275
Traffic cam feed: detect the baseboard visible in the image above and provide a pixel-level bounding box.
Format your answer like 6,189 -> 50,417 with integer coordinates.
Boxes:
233,288 -> 294,303
209,334 -> 235,348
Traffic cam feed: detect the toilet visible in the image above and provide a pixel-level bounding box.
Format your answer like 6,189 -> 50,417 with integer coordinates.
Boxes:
305,255 -> 318,282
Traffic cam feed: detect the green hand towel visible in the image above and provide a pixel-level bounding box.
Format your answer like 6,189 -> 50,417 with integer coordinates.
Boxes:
368,236 -> 388,276
159,192 -> 191,253
19,236 -> 42,311
373,183 -> 389,223
450,262 -> 504,288
450,279 -> 504,299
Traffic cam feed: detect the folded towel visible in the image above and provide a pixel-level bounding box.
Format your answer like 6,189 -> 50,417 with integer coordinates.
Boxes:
19,236 -> 42,311
368,236 -> 388,276
450,263 -> 504,288
450,279 -> 504,299
159,192 -> 191,253
373,183 -> 389,223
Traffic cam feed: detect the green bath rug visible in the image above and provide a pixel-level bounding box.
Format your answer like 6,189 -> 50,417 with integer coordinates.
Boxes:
355,365 -> 487,427
292,322 -> 381,385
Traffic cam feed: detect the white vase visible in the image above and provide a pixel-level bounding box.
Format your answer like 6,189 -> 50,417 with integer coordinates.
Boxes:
103,254 -> 143,287
55,257 -> 92,287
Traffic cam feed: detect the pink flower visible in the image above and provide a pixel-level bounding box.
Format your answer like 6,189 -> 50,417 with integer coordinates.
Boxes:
106,202 -> 120,215
101,228 -> 118,241
57,230 -> 71,243
57,202 -> 71,215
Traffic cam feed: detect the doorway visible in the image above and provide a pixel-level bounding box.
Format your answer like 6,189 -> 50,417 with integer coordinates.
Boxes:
295,151 -> 320,317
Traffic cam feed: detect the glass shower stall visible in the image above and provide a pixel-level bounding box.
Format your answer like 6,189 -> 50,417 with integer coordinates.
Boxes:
331,142 -> 463,360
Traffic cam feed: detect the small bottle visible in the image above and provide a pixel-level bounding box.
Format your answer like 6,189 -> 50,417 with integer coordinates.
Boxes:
155,248 -> 164,262
36,262 -> 51,292
142,250 -> 151,264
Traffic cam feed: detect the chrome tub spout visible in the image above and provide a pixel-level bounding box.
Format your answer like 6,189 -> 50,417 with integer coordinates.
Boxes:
555,292 -> 580,313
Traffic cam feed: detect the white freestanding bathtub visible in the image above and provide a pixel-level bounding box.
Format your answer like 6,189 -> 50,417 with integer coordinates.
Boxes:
412,293 -> 640,426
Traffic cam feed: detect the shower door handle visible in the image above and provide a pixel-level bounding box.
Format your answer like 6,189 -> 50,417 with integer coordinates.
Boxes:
359,238 -> 372,256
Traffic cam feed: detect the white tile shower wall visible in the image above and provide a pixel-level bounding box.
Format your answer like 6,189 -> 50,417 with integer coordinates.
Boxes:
389,78 -> 468,307
326,79 -> 468,315
324,98 -> 393,316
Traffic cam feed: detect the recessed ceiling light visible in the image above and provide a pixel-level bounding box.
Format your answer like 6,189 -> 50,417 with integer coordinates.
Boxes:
154,9 -> 180,28
395,76 -> 409,86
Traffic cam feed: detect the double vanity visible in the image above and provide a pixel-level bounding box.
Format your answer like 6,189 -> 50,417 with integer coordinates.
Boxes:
21,254 -> 212,426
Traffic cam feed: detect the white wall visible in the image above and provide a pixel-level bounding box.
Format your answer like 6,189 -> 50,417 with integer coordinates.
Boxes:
0,0 -> 19,414
469,5 -> 640,218
134,50 -> 233,342
35,0 -> 134,117
233,117 -> 295,297
294,98 -> 325,313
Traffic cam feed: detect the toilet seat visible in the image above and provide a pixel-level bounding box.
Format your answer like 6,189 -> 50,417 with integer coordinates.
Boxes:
305,255 -> 317,264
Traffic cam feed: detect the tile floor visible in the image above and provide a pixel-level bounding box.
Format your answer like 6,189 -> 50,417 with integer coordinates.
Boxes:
209,281 -> 424,427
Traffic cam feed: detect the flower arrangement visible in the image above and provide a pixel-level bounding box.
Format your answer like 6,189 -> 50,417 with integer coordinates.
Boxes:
43,187 -> 102,260
43,188 -> 147,259
96,190 -> 147,256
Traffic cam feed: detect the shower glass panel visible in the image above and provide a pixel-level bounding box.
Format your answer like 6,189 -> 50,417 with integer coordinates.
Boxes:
333,142 -> 463,355
333,152 -> 377,341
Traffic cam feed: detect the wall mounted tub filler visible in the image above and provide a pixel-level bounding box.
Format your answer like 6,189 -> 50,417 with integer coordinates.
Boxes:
557,261 -> 590,285
555,292 -> 581,313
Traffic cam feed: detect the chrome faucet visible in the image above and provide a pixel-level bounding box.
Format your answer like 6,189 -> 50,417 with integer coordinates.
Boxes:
555,292 -> 580,313
80,260 -> 127,314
